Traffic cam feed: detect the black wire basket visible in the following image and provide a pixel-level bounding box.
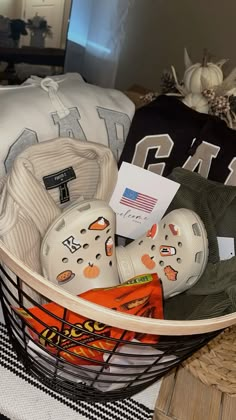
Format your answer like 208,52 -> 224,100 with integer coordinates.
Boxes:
0,241 -> 235,403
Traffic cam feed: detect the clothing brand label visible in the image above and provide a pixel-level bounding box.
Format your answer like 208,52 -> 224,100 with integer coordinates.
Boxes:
217,237 -> 235,260
43,167 -> 76,203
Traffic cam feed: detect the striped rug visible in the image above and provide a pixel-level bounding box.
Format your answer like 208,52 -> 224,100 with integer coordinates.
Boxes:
0,319 -> 160,420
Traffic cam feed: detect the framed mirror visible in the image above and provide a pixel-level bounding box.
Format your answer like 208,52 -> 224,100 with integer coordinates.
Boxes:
0,0 -> 72,84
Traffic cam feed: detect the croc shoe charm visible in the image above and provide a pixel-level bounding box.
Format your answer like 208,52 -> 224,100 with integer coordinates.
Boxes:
116,208 -> 209,298
41,199 -> 119,295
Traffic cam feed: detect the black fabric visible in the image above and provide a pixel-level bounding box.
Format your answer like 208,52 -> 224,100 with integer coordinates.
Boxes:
119,95 -> 236,185
10,19 -> 28,41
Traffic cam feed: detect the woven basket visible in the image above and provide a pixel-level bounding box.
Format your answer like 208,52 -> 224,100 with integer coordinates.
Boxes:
183,324 -> 236,395
0,240 -> 236,403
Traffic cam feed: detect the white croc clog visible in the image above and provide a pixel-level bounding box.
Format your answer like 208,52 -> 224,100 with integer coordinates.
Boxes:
116,208 -> 209,298
41,199 -> 119,295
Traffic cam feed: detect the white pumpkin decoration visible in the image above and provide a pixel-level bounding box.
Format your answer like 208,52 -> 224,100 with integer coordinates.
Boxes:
183,49 -> 224,94
182,93 -> 209,114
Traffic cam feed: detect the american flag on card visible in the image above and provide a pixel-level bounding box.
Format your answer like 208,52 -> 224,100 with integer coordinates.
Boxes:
120,188 -> 158,213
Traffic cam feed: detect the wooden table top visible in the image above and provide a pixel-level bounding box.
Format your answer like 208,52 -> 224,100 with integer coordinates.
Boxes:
154,367 -> 236,420
0,46 -> 65,66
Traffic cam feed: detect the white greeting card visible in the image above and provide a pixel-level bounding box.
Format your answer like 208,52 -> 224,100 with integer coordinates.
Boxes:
109,162 -> 180,239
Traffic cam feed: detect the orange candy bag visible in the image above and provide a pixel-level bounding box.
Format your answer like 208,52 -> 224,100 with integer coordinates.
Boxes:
15,273 -> 163,365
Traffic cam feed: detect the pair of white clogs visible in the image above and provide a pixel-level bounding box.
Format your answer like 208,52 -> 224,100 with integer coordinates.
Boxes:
41,199 -> 208,299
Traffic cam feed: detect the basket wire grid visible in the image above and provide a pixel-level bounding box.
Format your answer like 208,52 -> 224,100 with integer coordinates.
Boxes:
0,242 -> 235,403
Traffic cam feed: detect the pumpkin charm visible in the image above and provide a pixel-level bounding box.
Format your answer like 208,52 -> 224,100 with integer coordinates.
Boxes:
183,49 -> 224,94
141,254 -> 156,270
83,263 -> 100,279
182,93 -> 209,114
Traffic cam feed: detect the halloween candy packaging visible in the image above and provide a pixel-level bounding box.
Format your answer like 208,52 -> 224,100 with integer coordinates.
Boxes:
14,273 -> 163,365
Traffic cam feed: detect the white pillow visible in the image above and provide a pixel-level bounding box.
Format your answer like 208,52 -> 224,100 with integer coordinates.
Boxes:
0,73 -> 135,177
